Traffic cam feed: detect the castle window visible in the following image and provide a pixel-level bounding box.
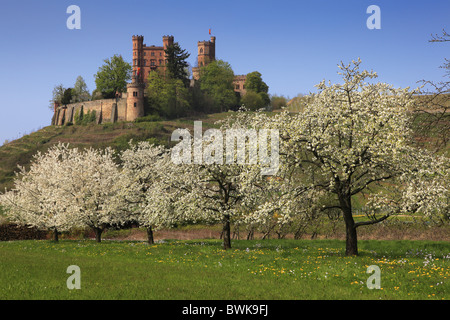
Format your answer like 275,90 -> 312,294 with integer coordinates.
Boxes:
160,52 -> 162,56
143,52 -> 146,56
151,51 -> 155,56
151,60 -> 156,66
159,59 -> 163,66
134,102 -> 137,108
235,84 -> 240,90
200,48 -> 203,54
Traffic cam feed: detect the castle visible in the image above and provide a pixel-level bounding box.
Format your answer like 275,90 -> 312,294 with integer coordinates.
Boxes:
52,34 -> 246,126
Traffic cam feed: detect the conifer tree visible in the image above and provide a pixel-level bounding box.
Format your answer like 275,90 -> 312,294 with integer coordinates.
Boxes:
165,42 -> 190,86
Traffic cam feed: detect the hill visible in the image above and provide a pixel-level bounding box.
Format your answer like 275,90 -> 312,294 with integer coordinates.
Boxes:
0,112 -> 230,192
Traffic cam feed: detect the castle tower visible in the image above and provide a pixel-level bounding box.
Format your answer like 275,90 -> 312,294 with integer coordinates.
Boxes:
192,36 -> 216,80
126,74 -> 145,122
210,36 -> 216,61
162,35 -> 174,50
132,35 -> 144,83
197,36 -> 216,67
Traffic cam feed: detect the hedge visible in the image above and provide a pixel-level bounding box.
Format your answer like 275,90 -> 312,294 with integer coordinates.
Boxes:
0,223 -> 48,241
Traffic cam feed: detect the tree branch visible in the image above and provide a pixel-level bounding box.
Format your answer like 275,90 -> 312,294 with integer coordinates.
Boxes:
354,214 -> 390,228
351,174 -> 393,196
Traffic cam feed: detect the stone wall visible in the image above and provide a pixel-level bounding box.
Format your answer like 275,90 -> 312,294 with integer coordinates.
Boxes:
53,98 -> 128,126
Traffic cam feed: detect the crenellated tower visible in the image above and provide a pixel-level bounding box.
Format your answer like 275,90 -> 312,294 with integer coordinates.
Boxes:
162,35 -> 174,50
132,35 -> 144,83
126,74 -> 145,122
197,36 -> 216,67
192,36 -> 216,80
127,35 -> 146,122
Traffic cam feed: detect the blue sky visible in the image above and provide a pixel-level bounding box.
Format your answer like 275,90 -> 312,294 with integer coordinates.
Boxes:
0,0 -> 448,144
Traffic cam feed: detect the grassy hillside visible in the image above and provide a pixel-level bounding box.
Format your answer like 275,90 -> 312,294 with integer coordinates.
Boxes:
0,112 -> 230,192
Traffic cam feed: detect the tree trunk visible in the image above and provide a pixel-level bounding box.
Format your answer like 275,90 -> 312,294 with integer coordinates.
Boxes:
94,227 -> 102,243
147,226 -> 154,245
222,214 -> 231,250
53,228 -> 59,242
339,193 -> 358,256
294,224 -> 307,240
344,216 -> 358,256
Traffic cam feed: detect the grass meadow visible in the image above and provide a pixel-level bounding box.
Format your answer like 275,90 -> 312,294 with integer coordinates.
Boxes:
0,238 -> 448,300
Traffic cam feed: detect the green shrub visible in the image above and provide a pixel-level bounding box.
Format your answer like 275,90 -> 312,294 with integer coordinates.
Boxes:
89,110 -> 97,123
271,95 -> 287,110
74,109 -> 83,125
135,114 -> 162,122
0,223 -> 48,240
